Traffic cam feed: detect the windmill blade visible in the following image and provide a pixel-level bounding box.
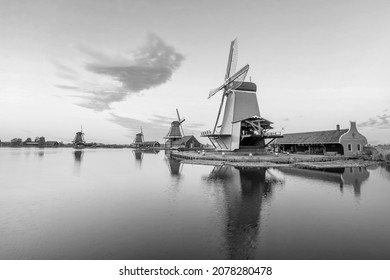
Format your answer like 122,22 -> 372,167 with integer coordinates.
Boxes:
228,64 -> 250,92
208,64 -> 248,98
213,92 -> 226,133
225,38 -> 238,80
179,118 -> 186,124
140,126 -> 143,134
226,64 -> 249,84
208,84 -> 225,99
176,108 -> 181,121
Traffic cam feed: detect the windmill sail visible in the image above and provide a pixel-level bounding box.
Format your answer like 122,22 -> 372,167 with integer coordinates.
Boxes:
208,39 -> 249,100
225,38 -> 238,80
176,108 -> 185,124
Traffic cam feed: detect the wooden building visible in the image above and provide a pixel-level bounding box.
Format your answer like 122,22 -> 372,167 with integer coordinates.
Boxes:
275,122 -> 367,156
172,135 -> 201,149
140,141 -> 161,148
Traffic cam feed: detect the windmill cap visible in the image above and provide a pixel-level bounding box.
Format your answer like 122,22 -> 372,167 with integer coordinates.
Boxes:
232,81 -> 257,92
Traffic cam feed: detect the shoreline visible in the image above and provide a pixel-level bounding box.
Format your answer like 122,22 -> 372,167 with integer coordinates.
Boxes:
171,151 -> 383,169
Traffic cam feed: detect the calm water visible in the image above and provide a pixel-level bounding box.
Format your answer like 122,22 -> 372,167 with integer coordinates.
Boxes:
1,148 -> 390,260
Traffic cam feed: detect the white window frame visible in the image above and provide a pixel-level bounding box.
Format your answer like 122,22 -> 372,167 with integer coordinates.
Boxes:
348,143 -> 352,151
357,144 -> 361,151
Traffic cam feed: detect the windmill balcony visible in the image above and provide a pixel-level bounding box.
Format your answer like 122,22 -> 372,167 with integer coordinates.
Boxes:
201,130 -> 213,137
264,131 -> 283,137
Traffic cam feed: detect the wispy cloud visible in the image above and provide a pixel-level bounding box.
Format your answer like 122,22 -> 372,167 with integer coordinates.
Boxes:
358,110 -> 390,129
110,113 -> 171,140
55,84 -> 80,90
55,34 -> 185,111
110,113 -> 205,141
75,89 -> 128,111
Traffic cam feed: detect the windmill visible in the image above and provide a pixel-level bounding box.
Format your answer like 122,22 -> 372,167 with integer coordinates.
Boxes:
201,39 -> 282,152
73,126 -> 86,149
164,108 -> 186,148
133,127 -> 144,148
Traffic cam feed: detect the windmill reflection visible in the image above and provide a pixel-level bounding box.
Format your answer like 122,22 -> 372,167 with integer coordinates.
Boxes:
164,151 -> 183,178
278,167 -> 370,197
205,165 -> 282,259
166,157 -> 183,177
74,150 -> 83,161
133,149 -> 160,168
164,152 -> 184,199
133,150 -> 143,167
35,150 -> 45,158
73,150 -> 84,175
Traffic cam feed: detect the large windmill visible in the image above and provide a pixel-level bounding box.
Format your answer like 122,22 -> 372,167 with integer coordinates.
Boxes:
201,39 -> 282,152
164,109 -> 186,148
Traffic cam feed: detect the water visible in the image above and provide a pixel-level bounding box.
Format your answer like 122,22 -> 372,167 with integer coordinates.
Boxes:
1,148 -> 390,260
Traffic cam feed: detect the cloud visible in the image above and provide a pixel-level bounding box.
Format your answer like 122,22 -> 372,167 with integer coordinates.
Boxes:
55,34 -> 185,111
358,112 -> 390,129
85,34 -> 184,92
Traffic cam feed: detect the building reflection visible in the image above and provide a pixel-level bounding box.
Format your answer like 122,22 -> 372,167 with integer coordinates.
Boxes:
204,166 -> 281,259
278,167 -> 370,197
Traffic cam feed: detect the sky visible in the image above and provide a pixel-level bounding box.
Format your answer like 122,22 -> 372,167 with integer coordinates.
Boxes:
0,0 -> 389,145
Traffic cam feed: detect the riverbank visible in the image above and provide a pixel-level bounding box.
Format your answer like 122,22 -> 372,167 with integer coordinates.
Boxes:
171,151 -> 381,169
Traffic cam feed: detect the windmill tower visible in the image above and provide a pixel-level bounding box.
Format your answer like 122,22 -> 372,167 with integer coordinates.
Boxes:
132,127 -> 144,148
73,126 -> 86,148
201,39 -> 282,152
164,109 -> 185,148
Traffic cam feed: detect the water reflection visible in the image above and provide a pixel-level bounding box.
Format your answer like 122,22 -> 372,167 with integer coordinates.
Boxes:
164,152 -> 183,200
132,150 -> 143,167
74,150 -> 83,162
132,149 -> 160,167
166,156 -> 183,177
278,167 -> 369,198
379,164 -> 390,181
35,150 -> 45,158
73,150 -> 83,175
204,166 -> 281,259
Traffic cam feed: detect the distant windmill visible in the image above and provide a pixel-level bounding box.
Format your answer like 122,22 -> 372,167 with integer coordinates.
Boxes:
164,108 -> 186,148
73,126 -> 86,149
133,127 -> 144,148
201,39 -> 282,152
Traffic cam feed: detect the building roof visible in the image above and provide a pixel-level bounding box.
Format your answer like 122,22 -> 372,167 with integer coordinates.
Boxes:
172,135 -> 198,145
142,141 -> 160,145
276,129 -> 348,145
